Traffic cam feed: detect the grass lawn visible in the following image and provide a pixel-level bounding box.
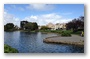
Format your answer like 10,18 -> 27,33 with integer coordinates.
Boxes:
4,44 -> 19,53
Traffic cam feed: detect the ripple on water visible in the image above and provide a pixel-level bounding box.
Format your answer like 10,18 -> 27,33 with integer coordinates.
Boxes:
4,31 -> 84,53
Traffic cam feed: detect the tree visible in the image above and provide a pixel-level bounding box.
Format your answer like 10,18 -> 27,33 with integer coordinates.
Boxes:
24,22 -> 33,30
41,26 -> 50,30
20,21 -> 28,29
66,16 -> 84,32
4,23 -> 14,31
24,22 -> 38,31
32,22 -> 38,30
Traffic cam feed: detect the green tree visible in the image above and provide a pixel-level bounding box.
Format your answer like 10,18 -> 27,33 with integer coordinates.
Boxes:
24,22 -> 33,30
66,16 -> 84,32
4,23 -> 14,31
32,22 -> 38,30
24,22 -> 38,31
41,26 -> 50,30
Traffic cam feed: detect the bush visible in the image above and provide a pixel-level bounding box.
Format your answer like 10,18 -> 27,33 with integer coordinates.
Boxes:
4,44 -> 19,53
77,29 -> 84,31
61,31 -> 71,37
72,31 -> 81,34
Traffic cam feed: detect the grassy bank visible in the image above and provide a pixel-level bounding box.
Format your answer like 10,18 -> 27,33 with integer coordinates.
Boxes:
4,44 -> 19,53
10,29 -> 83,36
19,30 -> 38,33
39,30 -> 83,35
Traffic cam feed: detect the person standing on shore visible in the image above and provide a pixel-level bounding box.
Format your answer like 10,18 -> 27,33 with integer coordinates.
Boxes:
81,31 -> 84,37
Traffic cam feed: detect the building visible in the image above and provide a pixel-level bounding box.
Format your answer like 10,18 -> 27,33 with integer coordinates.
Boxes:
55,23 -> 66,30
46,23 -> 66,30
38,26 -> 41,30
46,23 -> 55,30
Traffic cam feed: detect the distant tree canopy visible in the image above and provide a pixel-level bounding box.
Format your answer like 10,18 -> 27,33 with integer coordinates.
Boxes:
66,16 -> 84,32
20,21 -> 28,29
4,23 -> 18,31
40,26 -> 50,30
4,23 -> 14,31
32,22 -> 38,30
24,22 -> 32,30
24,22 -> 38,31
4,23 -> 14,29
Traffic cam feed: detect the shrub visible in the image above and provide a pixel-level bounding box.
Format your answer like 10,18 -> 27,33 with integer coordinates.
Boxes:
61,31 -> 71,37
4,44 -> 19,53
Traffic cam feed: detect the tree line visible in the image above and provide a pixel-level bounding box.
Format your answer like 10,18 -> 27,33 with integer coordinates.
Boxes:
4,16 -> 84,32
4,23 -> 18,31
4,21 -> 38,31
66,16 -> 84,32
23,22 -> 38,31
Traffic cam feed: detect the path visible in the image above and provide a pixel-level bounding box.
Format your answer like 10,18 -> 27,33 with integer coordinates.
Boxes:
43,35 -> 84,46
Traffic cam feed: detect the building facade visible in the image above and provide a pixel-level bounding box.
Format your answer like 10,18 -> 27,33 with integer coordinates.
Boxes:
46,23 -> 66,30
46,23 -> 55,30
55,23 -> 66,30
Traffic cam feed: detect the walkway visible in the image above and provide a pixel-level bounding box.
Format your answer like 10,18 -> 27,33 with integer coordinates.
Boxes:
43,35 -> 84,46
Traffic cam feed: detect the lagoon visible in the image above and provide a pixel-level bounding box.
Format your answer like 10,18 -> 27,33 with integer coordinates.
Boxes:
4,31 -> 84,53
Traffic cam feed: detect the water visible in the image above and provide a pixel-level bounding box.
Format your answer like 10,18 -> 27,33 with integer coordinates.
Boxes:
4,31 -> 84,53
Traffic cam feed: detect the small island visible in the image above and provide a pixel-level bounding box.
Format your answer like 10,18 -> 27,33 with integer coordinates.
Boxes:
43,35 -> 84,46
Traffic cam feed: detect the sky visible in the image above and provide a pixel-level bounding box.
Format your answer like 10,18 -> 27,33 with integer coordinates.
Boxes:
4,4 -> 84,27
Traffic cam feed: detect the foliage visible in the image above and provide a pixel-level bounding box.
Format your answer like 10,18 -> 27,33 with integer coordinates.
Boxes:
4,44 -> 19,53
61,31 -> 71,37
32,22 -> 38,30
66,16 -> 84,32
39,29 -> 83,36
24,22 -> 33,30
72,31 -> 81,34
6,23 -> 14,29
24,22 -> 38,31
20,21 -> 28,29
4,23 -> 14,31
40,26 -> 50,30
39,30 -> 71,34
4,23 -> 18,31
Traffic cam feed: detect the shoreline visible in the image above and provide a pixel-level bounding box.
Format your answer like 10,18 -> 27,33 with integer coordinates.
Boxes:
43,35 -> 84,46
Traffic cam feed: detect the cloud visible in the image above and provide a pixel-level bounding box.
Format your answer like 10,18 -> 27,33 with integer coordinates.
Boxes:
4,11 -> 20,27
4,10 -> 72,27
23,13 -> 72,26
27,4 -> 55,11
41,13 -> 62,19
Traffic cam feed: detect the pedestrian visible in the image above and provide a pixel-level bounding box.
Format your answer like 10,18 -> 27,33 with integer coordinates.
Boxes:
81,31 -> 84,37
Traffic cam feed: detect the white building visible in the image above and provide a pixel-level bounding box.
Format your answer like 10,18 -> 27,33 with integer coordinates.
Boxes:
55,23 -> 66,30
38,26 -> 41,30
46,23 -> 66,30
46,23 -> 55,30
